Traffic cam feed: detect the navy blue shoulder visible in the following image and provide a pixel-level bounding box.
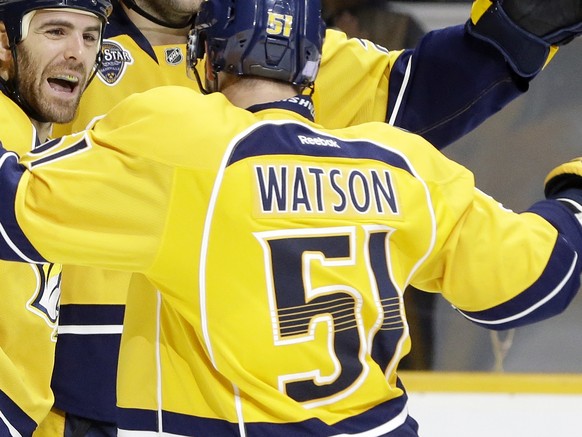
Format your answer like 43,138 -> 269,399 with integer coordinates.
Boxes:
0,146 -> 47,263
388,24 -> 525,149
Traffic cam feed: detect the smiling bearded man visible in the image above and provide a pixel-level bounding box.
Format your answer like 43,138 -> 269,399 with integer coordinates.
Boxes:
0,5 -> 109,138
12,11 -> 96,124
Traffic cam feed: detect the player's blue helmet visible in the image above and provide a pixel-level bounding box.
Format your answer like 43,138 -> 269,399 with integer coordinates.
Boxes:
187,0 -> 325,91
0,0 -> 113,46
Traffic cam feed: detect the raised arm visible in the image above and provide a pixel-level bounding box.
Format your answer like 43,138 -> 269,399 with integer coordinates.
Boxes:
419,156 -> 582,331
389,0 -> 582,148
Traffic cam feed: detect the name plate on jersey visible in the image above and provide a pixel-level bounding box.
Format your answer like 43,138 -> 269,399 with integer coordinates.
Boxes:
252,163 -> 401,220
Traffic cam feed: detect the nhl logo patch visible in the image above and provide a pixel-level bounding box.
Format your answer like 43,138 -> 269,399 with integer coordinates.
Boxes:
164,47 -> 183,65
97,40 -> 134,86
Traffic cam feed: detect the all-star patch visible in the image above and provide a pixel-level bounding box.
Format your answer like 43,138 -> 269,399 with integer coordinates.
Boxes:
97,40 -> 134,86
164,47 -> 184,66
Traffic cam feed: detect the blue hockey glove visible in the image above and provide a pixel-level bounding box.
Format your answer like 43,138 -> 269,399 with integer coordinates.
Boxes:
503,0 -> 582,44
467,0 -> 582,78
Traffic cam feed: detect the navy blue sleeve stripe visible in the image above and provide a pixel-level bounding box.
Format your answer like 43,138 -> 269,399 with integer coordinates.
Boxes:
530,199 -> 582,254
456,197 -> 582,330
0,389 -> 37,436
117,394 -> 412,436
457,245 -> 578,329
58,304 -> 125,326
0,150 -> 47,263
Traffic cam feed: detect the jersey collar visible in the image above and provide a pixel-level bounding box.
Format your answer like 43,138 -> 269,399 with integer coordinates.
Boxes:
247,95 -> 315,122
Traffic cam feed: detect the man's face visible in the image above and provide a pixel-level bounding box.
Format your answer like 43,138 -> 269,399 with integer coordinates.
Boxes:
16,9 -> 102,123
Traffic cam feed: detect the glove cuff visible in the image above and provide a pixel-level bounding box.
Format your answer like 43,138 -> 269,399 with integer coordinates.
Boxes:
544,159 -> 582,198
544,21 -> 582,46
467,1 -> 553,77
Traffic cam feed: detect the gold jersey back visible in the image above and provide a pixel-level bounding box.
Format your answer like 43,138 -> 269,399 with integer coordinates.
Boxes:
4,88 -> 568,435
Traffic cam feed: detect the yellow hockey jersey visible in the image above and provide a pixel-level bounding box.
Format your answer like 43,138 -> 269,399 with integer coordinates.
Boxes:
47,22 -> 401,424
0,91 -> 62,436
0,87 -> 578,436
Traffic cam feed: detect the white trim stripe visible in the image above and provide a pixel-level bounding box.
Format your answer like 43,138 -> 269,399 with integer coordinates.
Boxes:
0,410 -> 22,437
156,291 -> 164,433
57,324 -> 123,335
388,56 -> 413,126
118,431 -> 181,437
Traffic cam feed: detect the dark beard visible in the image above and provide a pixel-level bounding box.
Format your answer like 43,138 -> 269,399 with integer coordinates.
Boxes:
16,44 -> 86,124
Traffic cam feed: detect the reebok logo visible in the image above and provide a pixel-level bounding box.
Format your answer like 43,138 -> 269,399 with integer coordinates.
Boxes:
298,135 -> 340,149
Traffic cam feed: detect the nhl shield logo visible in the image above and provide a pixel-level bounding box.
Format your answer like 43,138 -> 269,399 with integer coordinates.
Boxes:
165,47 -> 183,65
97,39 -> 134,86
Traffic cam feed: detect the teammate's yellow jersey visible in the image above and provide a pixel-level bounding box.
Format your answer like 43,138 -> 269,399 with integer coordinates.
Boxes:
1,87 -> 578,436
48,25 -> 197,424
0,91 -> 62,436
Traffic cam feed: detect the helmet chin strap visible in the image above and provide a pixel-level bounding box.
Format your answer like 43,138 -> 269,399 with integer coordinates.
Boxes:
191,65 -> 209,95
121,0 -> 193,29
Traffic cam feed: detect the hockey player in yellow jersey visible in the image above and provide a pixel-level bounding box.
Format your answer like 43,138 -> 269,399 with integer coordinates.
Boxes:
36,0 -> 582,435
0,0 -> 111,435
3,0 -> 582,435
